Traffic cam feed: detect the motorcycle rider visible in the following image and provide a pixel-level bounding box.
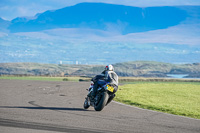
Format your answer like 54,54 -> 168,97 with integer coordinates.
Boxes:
91,64 -> 118,100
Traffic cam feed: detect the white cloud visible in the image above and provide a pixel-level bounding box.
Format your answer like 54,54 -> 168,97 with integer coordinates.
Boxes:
111,23 -> 200,46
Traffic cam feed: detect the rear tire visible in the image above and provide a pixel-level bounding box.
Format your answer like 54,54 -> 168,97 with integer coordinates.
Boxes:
94,92 -> 109,111
83,98 -> 90,109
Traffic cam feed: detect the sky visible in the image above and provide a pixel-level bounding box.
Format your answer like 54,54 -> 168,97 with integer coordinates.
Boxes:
0,0 -> 200,20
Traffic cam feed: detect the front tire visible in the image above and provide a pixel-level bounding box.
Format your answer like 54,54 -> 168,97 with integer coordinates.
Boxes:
83,98 -> 90,109
94,92 -> 109,111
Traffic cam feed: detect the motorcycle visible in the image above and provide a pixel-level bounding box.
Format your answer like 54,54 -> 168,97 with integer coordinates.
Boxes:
83,81 -> 116,111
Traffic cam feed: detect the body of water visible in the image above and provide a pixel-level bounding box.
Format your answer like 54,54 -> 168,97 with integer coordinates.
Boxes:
166,74 -> 189,79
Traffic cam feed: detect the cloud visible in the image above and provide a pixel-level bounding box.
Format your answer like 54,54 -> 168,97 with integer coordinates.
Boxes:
110,22 -> 200,46
0,0 -> 55,20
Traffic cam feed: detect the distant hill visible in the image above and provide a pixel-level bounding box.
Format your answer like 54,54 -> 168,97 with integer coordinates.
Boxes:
8,3 -> 187,34
1,61 -> 200,78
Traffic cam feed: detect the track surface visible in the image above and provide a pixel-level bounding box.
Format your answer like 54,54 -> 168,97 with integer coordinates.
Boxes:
0,79 -> 199,133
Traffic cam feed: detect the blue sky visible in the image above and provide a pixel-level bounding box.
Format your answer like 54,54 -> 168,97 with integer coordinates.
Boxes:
1,0 -> 200,20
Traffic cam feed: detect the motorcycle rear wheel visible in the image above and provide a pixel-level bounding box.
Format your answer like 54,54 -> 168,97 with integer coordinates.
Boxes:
94,92 -> 109,111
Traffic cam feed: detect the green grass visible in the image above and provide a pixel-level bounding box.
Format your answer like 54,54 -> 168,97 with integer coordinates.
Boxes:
115,82 -> 200,119
0,76 -> 90,82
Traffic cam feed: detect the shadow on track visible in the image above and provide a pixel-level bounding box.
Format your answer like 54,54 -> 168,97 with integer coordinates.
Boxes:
0,106 -> 88,111
0,101 -> 88,111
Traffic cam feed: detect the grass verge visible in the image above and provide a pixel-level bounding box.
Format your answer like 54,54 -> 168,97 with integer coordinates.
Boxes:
115,82 -> 200,119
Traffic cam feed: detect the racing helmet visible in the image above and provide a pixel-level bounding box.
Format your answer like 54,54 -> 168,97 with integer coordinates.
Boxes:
105,64 -> 114,71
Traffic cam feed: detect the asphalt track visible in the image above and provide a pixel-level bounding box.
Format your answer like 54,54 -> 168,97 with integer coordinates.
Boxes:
0,79 -> 199,133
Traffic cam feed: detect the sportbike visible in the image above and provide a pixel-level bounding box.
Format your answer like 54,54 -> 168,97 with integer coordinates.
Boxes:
83,81 -> 116,111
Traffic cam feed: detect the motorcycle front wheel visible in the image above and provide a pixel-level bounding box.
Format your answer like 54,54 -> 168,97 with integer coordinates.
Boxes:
94,92 -> 109,111
83,97 -> 90,109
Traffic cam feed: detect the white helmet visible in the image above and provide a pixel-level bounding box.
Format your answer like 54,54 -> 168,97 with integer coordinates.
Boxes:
105,64 -> 114,71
